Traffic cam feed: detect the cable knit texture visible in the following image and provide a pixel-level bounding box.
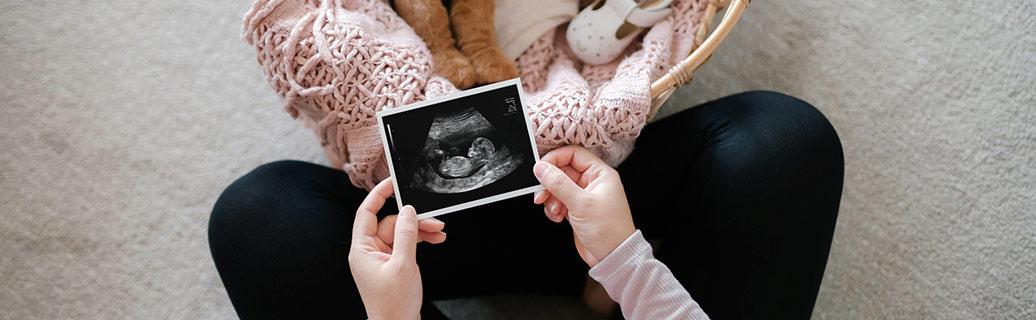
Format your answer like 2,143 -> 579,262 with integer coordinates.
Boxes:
243,0 -> 708,189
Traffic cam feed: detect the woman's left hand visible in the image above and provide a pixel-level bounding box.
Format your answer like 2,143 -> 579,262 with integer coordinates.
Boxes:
348,178 -> 446,319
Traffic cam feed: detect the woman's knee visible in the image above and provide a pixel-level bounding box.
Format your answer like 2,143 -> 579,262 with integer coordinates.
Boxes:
208,160 -> 313,246
691,91 -> 845,200
726,91 -> 842,166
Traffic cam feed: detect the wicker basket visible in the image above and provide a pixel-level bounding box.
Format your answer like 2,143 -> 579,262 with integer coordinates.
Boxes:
647,0 -> 749,120
241,0 -> 749,188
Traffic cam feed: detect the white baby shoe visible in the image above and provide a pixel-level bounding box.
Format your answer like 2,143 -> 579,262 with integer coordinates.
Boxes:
566,0 -> 674,65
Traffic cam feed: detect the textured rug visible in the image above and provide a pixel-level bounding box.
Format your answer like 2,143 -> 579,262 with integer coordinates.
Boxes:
1,0 -> 1032,319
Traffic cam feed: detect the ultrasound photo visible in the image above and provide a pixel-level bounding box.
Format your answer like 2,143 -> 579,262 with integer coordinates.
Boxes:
377,79 -> 542,219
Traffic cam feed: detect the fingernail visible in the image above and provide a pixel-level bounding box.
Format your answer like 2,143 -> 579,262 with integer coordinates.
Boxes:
431,219 -> 445,228
402,205 -> 416,217
533,191 -> 545,203
549,211 -> 561,222
547,201 -> 559,215
534,161 -> 549,177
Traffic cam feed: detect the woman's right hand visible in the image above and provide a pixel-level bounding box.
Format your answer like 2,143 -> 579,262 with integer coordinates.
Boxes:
532,146 -> 636,267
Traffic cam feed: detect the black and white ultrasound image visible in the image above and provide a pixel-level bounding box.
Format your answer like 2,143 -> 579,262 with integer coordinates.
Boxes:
381,84 -> 538,214
412,107 -> 522,194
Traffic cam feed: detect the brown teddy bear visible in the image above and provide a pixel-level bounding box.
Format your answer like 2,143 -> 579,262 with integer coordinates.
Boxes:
393,0 -> 518,89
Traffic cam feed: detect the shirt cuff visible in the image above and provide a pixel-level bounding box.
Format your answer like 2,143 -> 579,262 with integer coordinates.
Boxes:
588,230 -> 651,282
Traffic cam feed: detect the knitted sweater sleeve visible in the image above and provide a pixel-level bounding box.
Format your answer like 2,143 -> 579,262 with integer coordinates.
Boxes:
588,230 -> 710,320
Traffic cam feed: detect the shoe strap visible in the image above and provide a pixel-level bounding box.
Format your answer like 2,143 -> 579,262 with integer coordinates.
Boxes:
604,0 -> 640,20
605,0 -> 674,28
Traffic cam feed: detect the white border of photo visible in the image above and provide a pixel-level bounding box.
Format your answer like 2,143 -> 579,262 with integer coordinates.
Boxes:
376,78 -> 543,219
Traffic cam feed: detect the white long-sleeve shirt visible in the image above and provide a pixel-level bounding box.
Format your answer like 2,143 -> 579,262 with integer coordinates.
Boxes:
588,230 -> 710,320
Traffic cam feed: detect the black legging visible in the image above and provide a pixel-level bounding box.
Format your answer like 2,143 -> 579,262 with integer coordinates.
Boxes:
208,91 -> 844,319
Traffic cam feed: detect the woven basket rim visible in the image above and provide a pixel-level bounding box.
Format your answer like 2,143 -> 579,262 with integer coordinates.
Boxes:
648,0 -> 749,120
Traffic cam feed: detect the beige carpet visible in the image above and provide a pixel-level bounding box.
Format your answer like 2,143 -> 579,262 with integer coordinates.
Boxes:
1,0 -> 1033,319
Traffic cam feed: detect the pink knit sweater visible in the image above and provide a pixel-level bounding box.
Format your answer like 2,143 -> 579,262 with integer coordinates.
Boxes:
243,0 -> 707,189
